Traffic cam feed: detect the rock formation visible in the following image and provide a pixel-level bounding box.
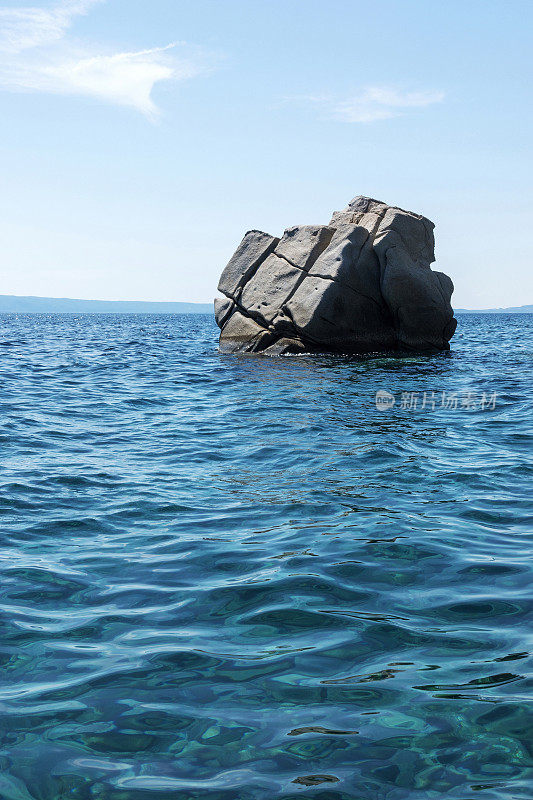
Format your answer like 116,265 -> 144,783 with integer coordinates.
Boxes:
215,196 -> 457,355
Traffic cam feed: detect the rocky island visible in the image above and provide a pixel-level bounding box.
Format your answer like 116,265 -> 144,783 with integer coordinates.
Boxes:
215,195 -> 457,354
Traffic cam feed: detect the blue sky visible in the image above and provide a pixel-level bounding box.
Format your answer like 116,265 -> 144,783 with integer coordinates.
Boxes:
0,0 -> 531,307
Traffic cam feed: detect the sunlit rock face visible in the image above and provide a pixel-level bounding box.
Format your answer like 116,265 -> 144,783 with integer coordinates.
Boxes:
215,196 -> 457,354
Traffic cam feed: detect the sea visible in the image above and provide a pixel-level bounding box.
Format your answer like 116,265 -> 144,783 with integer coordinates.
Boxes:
0,312 -> 531,800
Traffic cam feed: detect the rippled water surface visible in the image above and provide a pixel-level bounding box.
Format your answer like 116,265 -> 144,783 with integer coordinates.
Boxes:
0,313 -> 532,800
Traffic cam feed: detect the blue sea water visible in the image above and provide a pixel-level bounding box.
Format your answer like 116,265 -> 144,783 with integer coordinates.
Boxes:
0,312 -> 531,800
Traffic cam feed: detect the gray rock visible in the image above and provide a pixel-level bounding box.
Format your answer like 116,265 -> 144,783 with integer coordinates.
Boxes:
329,196 -> 389,230
214,297 -> 234,328
308,225 -> 381,304
261,337 -> 308,356
215,195 -> 456,354
274,225 -> 335,270
239,253 -> 304,326
283,274 -> 397,352
218,309 -> 274,354
218,230 -> 279,299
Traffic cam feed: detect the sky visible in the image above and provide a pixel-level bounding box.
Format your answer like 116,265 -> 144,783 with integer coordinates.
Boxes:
0,0 -> 531,308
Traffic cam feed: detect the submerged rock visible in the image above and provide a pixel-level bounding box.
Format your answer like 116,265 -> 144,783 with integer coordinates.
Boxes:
215,196 -> 457,354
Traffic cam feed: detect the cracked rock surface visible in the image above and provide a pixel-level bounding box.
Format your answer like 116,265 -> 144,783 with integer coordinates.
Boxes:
215,196 -> 457,354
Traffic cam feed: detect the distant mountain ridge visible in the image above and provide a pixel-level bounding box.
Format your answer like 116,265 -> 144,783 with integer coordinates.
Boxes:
0,295 -> 530,315
455,305 -> 533,313
0,295 -> 213,314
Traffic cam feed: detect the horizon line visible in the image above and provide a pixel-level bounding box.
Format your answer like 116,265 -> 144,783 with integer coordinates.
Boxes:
0,294 -> 532,313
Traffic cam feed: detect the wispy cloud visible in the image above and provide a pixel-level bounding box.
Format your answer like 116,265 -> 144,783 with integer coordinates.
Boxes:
0,0 -> 103,53
296,87 -> 444,123
0,0 -> 209,118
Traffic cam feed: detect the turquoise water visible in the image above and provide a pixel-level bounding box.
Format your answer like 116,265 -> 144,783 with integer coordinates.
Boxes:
0,313 -> 531,800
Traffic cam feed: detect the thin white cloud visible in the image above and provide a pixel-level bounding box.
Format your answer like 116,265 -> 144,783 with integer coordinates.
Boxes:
0,0 -> 208,117
297,87 -> 444,123
0,0 -> 102,53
